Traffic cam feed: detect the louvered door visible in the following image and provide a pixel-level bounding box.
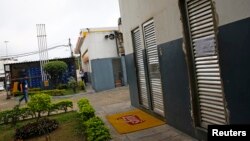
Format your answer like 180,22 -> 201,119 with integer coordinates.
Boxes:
186,0 -> 227,128
143,20 -> 164,116
132,28 -> 149,108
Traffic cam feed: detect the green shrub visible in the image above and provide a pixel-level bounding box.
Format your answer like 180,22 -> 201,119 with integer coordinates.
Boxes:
0,110 -> 13,124
42,89 -> 66,96
0,107 -> 35,124
43,61 -> 68,87
84,117 -> 111,141
11,105 -> 21,126
77,98 -> 95,121
68,77 -> 77,93
79,104 -> 95,121
77,98 -> 111,141
13,89 -> 66,97
78,81 -> 85,91
47,103 -> 58,116
54,100 -> 73,113
28,93 -> 51,119
0,99 -> 74,123
56,83 -> 69,89
77,98 -> 89,108
0,106 -> 24,126
13,91 -> 36,97
29,88 -> 42,92
15,118 -> 59,140
19,107 -> 35,119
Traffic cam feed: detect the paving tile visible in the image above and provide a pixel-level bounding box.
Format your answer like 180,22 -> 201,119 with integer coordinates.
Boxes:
126,128 -> 157,140
137,132 -> 179,141
168,135 -> 197,141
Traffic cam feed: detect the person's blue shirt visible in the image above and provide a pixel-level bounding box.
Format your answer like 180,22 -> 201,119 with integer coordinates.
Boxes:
21,80 -> 28,92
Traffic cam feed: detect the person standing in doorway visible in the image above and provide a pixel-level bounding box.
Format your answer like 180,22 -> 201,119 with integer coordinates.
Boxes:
19,76 -> 29,105
83,71 -> 88,86
80,70 -> 85,82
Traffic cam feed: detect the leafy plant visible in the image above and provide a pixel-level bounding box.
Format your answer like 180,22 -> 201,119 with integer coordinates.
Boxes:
13,91 -> 36,97
29,88 -> 42,92
0,110 -> 12,124
55,100 -> 73,113
56,83 -> 69,89
47,103 -> 58,116
78,81 -> 85,91
10,105 -> 21,126
79,105 -> 95,121
77,98 -> 90,107
27,93 -> 51,119
68,77 -> 78,93
77,98 -> 111,141
43,61 -> 68,87
77,98 -> 95,121
0,99 -> 74,124
15,118 -> 59,140
0,106 -> 23,126
42,89 -> 66,96
84,117 -> 111,141
19,107 -> 35,119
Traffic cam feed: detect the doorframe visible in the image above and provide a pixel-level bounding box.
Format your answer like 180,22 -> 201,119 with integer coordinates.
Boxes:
141,18 -> 166,117
131,27 -> 150,109
178,0 -> 229,128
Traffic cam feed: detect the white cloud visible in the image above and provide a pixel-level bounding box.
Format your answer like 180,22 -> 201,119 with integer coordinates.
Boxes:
0,0 -> 120,61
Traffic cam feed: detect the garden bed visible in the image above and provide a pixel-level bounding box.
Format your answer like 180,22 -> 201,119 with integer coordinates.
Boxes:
0,112 -> 85,141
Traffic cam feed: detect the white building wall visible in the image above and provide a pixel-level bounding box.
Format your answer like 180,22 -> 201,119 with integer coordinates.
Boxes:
80,32 -> 118,60
119,0 -> 250,55
88,32 -> 118,60
80,30 -> 119,72
119,0 -> 182,54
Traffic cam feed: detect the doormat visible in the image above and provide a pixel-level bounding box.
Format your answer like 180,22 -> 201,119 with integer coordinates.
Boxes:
106,109 -> 165,134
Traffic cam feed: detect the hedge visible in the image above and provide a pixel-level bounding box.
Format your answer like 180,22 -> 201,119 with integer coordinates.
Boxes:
0,100 -> 73,124
12,89 -> 66,97
84,117 -> 111,141
77,98 -> 111,141
78,99 -> 95,121
39,89 -> 66,96
48,100 -> 73,116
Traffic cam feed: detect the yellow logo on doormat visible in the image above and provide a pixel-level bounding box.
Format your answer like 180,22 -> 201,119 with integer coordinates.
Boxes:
107,109 -> 165,134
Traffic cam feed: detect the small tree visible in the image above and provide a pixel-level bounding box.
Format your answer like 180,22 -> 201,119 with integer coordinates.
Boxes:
28,93 -> 51,119
78,81 -> 85,91
43,61 -> 68,87
68,77 -> 77,93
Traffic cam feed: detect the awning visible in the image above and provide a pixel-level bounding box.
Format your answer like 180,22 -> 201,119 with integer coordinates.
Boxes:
74,37 -> 84,54
82,52 -> 89,64
74,32 -> 88,54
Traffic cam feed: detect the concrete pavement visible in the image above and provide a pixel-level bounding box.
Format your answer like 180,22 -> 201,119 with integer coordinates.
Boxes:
0,86 -> 197,141
73,86 -> 197,141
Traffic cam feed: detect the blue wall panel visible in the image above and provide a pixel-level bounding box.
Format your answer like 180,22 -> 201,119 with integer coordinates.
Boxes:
91,58 -> 115,92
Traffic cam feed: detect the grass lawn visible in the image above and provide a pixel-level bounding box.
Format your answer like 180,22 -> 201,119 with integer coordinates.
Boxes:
0,112 -> 85,141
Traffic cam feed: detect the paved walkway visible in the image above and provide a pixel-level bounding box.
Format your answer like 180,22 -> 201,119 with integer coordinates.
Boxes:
72,87 -> 196,141
0,86 -> 196,141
